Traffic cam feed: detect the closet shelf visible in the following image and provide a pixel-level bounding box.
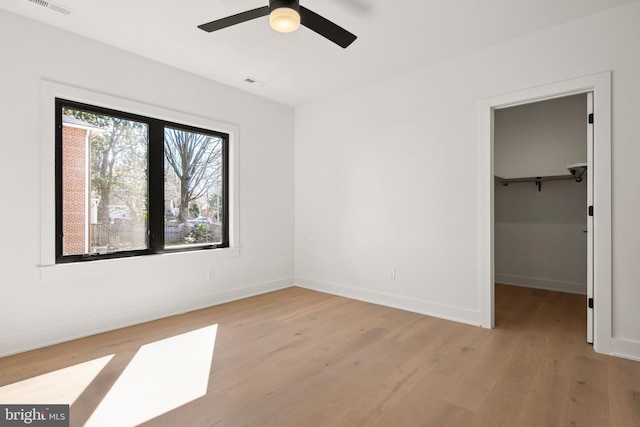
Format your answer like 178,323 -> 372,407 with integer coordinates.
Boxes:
496,164 -> 586,191
496,174 -> 579,191
497,174 -> 575,185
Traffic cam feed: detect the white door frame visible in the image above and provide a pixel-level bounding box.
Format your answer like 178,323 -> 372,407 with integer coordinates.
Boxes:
586,92 -> 594,343
478,71 -> 612,354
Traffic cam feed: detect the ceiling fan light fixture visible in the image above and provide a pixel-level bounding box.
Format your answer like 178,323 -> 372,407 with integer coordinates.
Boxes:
269,7 -> 300,33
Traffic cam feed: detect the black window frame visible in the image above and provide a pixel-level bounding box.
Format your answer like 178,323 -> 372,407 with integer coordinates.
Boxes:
55,98 -> 229,263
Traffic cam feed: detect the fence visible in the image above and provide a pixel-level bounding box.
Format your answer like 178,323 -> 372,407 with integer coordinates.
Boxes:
165,223 -> 222,245
91,222 -> 222,250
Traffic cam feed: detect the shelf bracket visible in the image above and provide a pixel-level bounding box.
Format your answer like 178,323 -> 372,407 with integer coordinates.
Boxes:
569,167 -> 586,182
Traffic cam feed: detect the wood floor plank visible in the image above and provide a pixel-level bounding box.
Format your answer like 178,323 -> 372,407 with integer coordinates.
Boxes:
515,355 -> 572,426
471,334 -> 546,426
559,355 -> 611,426
138,390 -> 234,427
608,387 -> 640,427
1,285 -> 639,427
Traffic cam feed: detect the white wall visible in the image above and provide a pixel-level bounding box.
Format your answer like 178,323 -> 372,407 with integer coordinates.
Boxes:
494,95 -> 587,179
0,10 -> 295,356
295,1 -> 640,358
494,95 -> 587,294
495,179 -> 587,294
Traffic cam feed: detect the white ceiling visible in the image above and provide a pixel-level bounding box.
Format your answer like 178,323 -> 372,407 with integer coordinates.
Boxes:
1,0 -> 635,106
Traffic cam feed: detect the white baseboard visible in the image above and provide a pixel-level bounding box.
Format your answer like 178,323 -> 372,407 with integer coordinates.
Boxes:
6,276 -> 635,363
295,277 -> 482,327
0,278 -> 294,357
611,337 -> 640,362
495,273 -> 586,295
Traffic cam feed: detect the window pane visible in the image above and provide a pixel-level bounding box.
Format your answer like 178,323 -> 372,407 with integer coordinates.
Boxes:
61,108 -> 149,256
164,127 -> 224,248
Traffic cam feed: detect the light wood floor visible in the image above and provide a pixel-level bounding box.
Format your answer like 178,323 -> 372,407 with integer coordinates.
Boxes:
1,285 -> 639,426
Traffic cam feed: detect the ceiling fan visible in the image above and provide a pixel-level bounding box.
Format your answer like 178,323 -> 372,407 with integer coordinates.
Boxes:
198,0 -> 357,48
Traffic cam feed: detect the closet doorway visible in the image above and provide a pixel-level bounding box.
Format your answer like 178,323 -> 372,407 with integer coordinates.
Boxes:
493,93 -> 593,342
478,72 -> 612,353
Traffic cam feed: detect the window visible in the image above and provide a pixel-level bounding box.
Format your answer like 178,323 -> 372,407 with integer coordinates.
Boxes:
55,99 -> 229,263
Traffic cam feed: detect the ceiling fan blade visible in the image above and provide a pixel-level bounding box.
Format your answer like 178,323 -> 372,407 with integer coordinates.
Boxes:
299,6 -> 357,48
198,6 -> 270,33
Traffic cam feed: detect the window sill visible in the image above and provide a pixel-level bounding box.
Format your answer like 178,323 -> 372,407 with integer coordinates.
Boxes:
39,247 -> 240,281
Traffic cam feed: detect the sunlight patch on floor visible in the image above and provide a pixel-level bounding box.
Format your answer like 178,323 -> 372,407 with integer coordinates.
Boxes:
84,324 -> 218,427
0,354 -> 114,404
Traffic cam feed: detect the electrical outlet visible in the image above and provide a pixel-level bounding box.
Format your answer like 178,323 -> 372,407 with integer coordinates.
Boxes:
387,268 -> 396,280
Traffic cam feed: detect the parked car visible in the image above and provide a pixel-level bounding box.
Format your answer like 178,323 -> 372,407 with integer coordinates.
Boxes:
195,216 -> 212,223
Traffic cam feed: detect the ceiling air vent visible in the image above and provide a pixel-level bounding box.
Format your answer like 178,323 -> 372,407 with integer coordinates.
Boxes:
244,77 -> 266,87
27,0 -> 72,15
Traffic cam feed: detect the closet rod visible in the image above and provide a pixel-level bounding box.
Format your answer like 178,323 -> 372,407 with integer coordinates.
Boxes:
497,175 -> 578,191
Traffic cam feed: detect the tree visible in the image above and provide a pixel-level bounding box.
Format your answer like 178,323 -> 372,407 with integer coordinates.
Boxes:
64,108 -> 148,224
164,128 -> 223,222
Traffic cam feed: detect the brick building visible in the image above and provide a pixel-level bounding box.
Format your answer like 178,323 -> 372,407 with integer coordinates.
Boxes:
61,115 -> 103,255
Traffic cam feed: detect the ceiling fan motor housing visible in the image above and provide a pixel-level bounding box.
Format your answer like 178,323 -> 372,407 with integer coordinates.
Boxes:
198,0 -> 357,48
269,0 -> 300,13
